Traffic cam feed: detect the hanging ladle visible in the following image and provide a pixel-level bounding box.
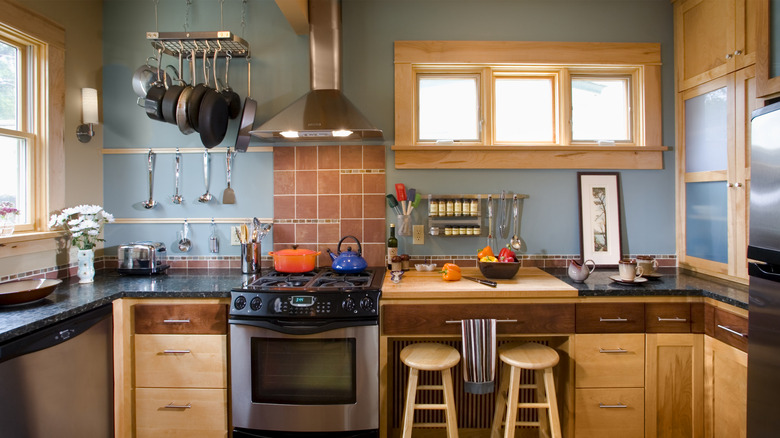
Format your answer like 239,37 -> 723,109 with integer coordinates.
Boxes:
510,194 -> 527,252
198,149 -> 214,203
178,220 -> 192,252
172,148 -> 183,204
142,149 -> 157,209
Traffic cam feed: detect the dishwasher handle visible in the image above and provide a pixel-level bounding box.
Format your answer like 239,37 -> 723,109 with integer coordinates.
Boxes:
0,304 -> 112,364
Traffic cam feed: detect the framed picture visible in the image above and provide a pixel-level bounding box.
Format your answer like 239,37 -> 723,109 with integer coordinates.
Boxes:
577,172 -> 623,266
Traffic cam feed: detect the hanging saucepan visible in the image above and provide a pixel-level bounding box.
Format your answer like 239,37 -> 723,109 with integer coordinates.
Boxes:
176,49 -> 197,135
161,48 -> 186,124
187,46 -> 210,132
144,48 -> 167,121
220,51 -> 241,119
198,47 -> 229,148
132,55 -> 171,98
234,57 -> 256,152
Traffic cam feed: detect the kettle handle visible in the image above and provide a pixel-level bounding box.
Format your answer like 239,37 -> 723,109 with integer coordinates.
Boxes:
337,235 -> 362,255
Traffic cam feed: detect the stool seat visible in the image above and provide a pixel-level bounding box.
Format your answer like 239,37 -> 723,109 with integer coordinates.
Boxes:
401,342 -> 461,371
498,342 -> 560,370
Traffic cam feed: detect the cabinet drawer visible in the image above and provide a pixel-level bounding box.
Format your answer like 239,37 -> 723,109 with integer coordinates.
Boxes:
576,303 -> 645,333
134,304 -> 227,334
574,334 -> 645,388
382,303 -> 575,335
135,387 -> 227,438
645,303 -> 692,333
713,308 -> 748,352
574,387 -> 645,438
134,334 -> 227,388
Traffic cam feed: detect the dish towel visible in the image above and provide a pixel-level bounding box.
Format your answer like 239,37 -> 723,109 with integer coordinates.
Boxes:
460,318 -> 497,394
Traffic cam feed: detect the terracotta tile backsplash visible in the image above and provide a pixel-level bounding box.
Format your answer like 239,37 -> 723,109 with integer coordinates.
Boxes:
273,145 -> 387,267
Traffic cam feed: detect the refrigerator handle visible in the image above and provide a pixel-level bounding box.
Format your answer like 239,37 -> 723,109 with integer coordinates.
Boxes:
749,262 -> 780,281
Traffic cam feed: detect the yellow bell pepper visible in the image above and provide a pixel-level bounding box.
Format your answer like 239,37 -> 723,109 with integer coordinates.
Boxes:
480,255 -> 498,262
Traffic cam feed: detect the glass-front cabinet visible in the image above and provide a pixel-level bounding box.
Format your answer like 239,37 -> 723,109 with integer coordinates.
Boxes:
677,68 -> 759,281
757,0 -> 780,97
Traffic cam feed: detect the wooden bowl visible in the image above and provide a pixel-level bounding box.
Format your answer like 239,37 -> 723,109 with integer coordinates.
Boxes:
0,278 -> 62,306
478,261 -> 521,279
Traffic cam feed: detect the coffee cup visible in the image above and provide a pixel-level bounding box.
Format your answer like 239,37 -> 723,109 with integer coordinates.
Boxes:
618,259 -> 643,282
636,256 -> 658,275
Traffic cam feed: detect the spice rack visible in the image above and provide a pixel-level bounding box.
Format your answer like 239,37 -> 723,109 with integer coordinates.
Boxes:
427,194 -> 483,237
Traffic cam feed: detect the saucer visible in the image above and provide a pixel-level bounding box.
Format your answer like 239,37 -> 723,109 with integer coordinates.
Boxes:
609,275 -> 648,284
642,272 -> 663,280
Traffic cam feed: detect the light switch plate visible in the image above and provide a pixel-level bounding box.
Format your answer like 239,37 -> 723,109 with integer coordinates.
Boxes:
413,225 -> 424,245
230,226 -> 241,246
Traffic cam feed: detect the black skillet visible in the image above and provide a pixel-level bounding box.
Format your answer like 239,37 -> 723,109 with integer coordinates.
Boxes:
221,52 -> 242,119
187,48 -> 210,132
234,58 -> 256,152
176,50 -> 196,135
198,48 -> 230,148
161,50 -> 185,124
144,48 -> 167,121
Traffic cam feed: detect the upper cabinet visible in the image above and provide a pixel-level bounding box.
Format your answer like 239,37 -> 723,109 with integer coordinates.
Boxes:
674,0 -> 757,91
756,0 -> 780,97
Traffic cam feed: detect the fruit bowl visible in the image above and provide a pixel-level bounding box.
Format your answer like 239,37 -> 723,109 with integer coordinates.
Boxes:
478,261 -> 521,279
414,263 -> 437,272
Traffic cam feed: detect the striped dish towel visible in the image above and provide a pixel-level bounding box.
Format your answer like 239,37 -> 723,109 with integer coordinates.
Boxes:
460,318 -> 497,394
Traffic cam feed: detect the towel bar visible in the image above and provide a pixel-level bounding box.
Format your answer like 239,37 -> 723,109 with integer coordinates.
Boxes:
445,319 -> 517,324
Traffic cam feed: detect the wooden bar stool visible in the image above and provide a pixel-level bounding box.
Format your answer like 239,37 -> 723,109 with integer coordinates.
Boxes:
400,342 -> 461,438
490,342 -> 561,438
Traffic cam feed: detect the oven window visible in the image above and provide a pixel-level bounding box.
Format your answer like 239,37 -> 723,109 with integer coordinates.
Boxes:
251,338 -> 357,405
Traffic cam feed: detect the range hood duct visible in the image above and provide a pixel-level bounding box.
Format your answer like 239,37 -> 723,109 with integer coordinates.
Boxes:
251,0 -> 383,143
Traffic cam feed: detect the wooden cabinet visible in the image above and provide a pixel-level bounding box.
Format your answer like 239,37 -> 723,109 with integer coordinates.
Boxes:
575,303 -> 645,333
704,336 -> 747,438
756,0 -> 780,97
674,0 -> 757,91
677,66 -> 761,281
113,298 -> 229,438
645,333 -> 705,438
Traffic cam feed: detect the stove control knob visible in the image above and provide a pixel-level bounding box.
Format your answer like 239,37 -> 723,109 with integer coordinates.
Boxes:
250,297 -> 263,311
342,297 -> 356,313
359,296 -> 374,312
234,295 -> 247,310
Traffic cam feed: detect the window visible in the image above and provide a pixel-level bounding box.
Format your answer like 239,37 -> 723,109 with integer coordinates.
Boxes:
0,5 -> 64,236
393,41 -> 666,169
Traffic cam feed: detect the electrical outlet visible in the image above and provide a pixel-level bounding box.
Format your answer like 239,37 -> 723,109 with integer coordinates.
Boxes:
230,226 -> 241,246
413,225 -> 425,245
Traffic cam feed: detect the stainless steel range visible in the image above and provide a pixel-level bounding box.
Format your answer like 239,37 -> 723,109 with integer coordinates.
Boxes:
229,267 -> 384,438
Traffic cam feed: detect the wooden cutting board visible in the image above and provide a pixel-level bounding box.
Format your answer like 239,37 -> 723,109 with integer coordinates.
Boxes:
381,267 -> 578,299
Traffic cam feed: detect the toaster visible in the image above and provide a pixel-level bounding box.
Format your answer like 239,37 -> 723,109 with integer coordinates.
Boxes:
117,241 -> 169,275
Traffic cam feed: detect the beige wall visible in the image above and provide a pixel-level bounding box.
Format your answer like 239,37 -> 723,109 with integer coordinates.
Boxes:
0,0 -> 103,278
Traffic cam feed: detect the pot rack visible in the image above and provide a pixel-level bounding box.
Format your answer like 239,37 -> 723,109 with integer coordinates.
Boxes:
146,31 -> 250,57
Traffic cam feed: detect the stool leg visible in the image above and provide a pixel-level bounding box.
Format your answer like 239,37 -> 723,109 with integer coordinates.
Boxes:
543,367 -> 561,438
534,369 -> 551,438
441,368 -> 459,438
490,362 -> 511,438
504,366 -> 522,438
402,367 -> 419,438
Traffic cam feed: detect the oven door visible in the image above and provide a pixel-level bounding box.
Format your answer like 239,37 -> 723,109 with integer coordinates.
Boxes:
230,319 -> 378,435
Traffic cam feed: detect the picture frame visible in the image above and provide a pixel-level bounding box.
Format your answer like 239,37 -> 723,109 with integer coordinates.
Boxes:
577,172 -> 623,266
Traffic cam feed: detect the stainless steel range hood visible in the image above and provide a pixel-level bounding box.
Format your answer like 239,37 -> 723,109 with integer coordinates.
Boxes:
250,0 -> 383,143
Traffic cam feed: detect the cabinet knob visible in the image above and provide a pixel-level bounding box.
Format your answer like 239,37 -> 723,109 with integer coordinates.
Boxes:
734,50 -> 743,56
728,183 -> 734,188
735,182 -> 743,188
726,53 -> 733,59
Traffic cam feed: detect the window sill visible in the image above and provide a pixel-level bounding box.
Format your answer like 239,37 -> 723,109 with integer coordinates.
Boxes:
0,231 -> 64,259
390,145 -> 669,169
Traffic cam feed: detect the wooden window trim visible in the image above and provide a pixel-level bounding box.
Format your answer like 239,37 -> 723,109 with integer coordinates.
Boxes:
0,0 -> 65,250
393,41 -> 667,169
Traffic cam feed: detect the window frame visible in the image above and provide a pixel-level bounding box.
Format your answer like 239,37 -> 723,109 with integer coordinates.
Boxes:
392,41 -> 667,169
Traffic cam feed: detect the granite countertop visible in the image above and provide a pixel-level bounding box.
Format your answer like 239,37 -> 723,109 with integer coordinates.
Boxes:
0,267 -> 748,344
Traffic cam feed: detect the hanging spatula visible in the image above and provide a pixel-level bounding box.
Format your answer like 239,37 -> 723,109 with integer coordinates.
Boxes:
222,147 -> 236,204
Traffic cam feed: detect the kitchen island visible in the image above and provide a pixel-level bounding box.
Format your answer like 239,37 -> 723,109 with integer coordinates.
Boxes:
379,267 -> 748,438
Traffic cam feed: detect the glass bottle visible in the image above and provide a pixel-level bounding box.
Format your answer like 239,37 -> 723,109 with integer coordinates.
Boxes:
387,224 -> 398,269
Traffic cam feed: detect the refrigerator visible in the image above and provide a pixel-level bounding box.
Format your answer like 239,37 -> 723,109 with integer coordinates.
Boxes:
747,100 -> 780,437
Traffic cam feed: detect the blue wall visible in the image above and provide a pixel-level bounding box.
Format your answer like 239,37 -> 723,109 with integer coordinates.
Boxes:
102,0 -> 675,258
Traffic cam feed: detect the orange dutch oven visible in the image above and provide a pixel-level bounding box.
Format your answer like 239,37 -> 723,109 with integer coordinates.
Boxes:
268,246 -> 321,273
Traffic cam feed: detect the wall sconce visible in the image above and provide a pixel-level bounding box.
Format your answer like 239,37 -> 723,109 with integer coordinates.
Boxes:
77,88 -> 99,143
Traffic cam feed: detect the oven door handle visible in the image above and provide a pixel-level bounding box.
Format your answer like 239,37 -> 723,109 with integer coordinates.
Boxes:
228,317 -> 377,335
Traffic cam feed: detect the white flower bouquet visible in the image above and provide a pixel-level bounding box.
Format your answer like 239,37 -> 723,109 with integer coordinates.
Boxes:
49,204 -> 114,250
0,201 -> 19,221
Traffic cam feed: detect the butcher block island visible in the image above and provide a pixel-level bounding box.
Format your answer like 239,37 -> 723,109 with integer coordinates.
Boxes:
381,267 -> 578,299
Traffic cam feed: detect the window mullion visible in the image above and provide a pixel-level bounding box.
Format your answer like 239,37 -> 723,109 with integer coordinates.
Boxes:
482,67 -> 492,146
560,68 -> 572,146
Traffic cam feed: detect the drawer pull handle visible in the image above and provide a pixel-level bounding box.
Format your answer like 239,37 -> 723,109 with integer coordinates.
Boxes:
162,349 -> 191,354
657,317 -> 688,322
445,319 -> 517,324
599,403 -> 628,409
717,324 -> 747,338
164,403 -> 192,409
163,319 -> 191,324
599,348 -> 628,353
599,317 -> 628,322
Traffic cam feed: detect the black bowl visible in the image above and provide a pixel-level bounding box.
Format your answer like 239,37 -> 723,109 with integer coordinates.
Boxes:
478,261 -> 521,279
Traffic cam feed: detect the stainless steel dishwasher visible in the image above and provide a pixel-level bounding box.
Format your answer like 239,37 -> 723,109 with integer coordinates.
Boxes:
0,304 -> 113,437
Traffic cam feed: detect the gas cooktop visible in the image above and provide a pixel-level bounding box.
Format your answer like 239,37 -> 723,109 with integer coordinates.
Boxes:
236,267 -> 385,293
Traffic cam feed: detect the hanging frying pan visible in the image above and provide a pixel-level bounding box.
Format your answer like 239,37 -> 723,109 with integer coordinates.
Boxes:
187,47 -> 210,132
198,47 -> 229,148
221,52 -> 241,119
176,49 -> 197,135
161,49 -> 185,124
235,57 -> 256,152
144,48 -> 167,121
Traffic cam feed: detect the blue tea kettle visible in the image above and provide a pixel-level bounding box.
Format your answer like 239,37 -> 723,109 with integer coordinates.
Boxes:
327,235 -> 368,274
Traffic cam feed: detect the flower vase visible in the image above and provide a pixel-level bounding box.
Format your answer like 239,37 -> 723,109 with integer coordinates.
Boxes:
0,220 -> 14,236
77,249 -> 95,283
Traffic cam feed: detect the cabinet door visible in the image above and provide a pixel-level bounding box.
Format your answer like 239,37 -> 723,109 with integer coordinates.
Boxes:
756,0 -> 780,97
645,334 -> 704,438
703,336 -> 747,438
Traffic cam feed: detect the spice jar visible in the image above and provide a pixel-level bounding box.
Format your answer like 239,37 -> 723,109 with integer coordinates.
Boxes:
454,199 -> 462,216
470,199 -> 479,216
391,255 -> 402,271
438,199 -> 447,216
429,196 -> 438,216
445,199 -> 454,216
400,254 -> 410,270
445,227 -> 453,236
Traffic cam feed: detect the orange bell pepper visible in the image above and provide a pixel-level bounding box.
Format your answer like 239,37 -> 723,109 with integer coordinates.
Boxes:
477,245 -> 495,259
441,263 -> 462,281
